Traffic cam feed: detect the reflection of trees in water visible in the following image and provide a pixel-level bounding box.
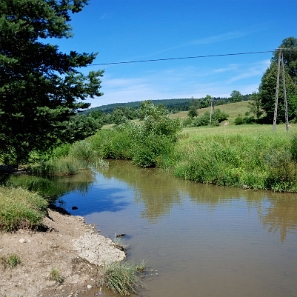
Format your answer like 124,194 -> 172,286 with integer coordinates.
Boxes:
258,194 -> 297,242
99,160 -> 297,240
7,169 -> 96,203
98,160 -> 184,222
187,184 -> 297,242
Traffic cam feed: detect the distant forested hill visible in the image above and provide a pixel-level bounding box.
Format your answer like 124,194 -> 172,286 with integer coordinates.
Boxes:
86,96 -> 243,114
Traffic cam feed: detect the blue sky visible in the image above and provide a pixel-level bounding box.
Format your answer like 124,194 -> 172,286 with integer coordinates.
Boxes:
54,0 -> 297,108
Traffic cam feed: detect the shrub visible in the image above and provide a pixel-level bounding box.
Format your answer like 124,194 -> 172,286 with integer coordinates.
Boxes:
68,140 -> 96,167
132,134 -> 174,168
191,112 -> 210,127
234,114 -> 244,125
182,117 -> 193,127
51,143 -> 71,159
264,148 -> 296,191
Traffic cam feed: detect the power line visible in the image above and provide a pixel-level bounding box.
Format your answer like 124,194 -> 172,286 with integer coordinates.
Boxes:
91,50 -> 276,66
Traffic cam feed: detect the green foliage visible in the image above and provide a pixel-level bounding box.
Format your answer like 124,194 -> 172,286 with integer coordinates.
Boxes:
0,187 -> 48,231
51,143 -> 72,159
234,114 -> 244,125
229,90 -> 242,103
63,114 -> 103,142
182,117 -> 193,127
0,0 -> 103,166
188,106 -> 198,118
91,102 -> 181,168
174,130 -> 297,191
132,134 -> 174,168
68,140 -> 95,167
259,63 -> 297,123
290,134 -> 297,163
191,109 -> 229,127
263,149 -> 296,191
248,92 -> 263,120
91,125 -> 134,159
214,108 -> 229,123
258,37 -> 297,123
99,261 -> 145,296
271,37 -> 297,84
191,112 -> 210,127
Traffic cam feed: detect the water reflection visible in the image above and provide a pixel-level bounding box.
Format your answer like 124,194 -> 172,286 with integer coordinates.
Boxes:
6,161 -> 297,243
5,169 -> 96,202
6,160 -> 297,297
97,161 -> 297,241
259,194 -> 297,242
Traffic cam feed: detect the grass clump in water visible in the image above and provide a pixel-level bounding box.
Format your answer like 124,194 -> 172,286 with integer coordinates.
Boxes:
99,261 -> 146,296
0,187 -> 48,231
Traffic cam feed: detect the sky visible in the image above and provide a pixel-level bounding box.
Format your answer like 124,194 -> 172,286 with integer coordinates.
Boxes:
53,0 -> 297,108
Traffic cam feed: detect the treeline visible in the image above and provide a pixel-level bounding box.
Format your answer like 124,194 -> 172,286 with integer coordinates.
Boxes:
88,94 -> 252,114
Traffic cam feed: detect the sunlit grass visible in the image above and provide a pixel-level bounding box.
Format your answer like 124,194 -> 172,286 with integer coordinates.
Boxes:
170,101 -> 251,121
0,187 -> 47,231
174,123 -> 297,191
99,261 -> 146,296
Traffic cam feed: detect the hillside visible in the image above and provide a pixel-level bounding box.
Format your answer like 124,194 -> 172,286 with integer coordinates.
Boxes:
170,101 -> 251,123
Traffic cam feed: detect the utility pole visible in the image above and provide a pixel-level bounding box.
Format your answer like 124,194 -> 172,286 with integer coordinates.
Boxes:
209,97 -> 214,125
272,48 -> 289,131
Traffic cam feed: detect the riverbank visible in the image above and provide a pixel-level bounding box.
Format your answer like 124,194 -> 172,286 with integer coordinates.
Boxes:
0,207 -> 125,297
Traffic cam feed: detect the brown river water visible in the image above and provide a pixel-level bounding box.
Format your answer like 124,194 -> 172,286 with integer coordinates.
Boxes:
56,160 -> 297,297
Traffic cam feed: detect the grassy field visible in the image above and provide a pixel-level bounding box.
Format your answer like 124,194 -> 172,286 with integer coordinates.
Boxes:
170,101 -> 251,123
174,122 -> 297,192
182,123 -> 297,136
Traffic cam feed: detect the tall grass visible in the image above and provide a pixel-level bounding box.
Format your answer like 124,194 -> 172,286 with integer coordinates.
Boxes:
99,261 -> 146,296
0,187 -> 48,231
174,125 -> 297,191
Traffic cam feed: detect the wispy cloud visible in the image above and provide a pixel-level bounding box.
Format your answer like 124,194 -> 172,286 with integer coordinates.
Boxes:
134,29 -> 259,59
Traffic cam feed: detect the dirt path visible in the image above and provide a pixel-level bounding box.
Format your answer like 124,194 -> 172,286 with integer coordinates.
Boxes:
0,208 -> 126,297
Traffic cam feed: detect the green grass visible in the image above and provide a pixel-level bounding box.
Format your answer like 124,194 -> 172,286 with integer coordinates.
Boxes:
170,101 -> 250,122
1,254 -> 22,269
174,124 -> 297,191
0,187 -> 48,231
49,268 -> 64,284
99,261 -> 146,296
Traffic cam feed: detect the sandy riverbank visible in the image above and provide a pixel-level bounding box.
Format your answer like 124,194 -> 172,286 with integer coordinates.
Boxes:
0,208 -> 126,297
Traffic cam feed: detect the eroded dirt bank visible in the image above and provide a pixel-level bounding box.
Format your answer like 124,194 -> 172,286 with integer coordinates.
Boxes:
0,208 -> 126,297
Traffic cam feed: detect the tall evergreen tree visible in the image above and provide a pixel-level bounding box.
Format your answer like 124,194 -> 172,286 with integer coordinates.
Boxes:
259,37 -> 297,123
259,63 -> 297,122
271,37 -> 297,84
0,0 -> 103,166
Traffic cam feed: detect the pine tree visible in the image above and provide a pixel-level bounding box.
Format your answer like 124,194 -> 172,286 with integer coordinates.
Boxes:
0,0 -> 103,166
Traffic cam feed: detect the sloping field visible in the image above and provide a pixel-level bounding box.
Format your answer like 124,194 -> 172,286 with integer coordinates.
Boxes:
170,101 -> 250,123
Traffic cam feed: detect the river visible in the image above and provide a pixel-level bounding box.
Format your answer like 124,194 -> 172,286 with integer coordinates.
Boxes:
54,160 -> 297,297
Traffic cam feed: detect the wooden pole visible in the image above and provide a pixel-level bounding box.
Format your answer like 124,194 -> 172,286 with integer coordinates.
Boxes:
272,49 -> 282,131
281,51 -> 289,131
209,97 -> 213,124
